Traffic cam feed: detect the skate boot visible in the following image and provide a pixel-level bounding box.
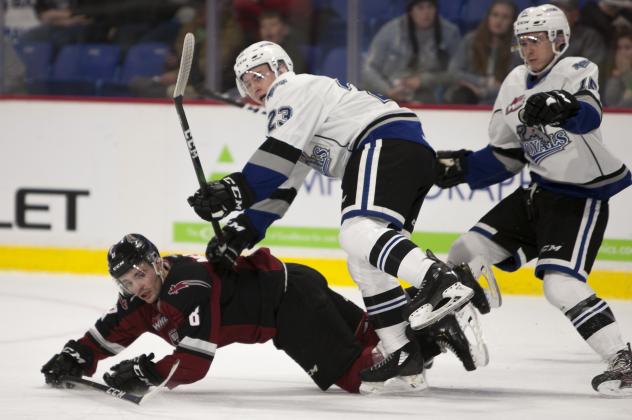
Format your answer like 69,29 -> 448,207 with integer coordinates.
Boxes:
591,343 -> 632,397
359,340 -> 427,395
405,250 -> 474,331
424,303 -> 489,371
451,263 -> 493,314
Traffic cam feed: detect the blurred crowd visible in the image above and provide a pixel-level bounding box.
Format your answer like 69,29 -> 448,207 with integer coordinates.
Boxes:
2,0 -> 632,107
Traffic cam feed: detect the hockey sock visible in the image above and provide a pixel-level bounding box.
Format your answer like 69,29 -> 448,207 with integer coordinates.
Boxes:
363,287 -> 410,354
335,345 -> 375,393
368,230 -> 434,289
566,296 -> 626,360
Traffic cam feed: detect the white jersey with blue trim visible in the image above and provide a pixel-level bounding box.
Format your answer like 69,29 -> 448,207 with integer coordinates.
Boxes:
263,71 -> 422,178
490,57 -> 629,191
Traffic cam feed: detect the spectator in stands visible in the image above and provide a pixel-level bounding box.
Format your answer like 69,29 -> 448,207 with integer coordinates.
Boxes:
362,0 -> 461,103
129,0 -> 243,98
3,0 -> 40,43
604,28 -> 632,106
445,0 -> 518,105
551,0 -> 607,70
232,0 -> 312,45
580,0 -> 632,49
1,36 -> 26,93
20,0 -> 93,48
258,9 -> 305,74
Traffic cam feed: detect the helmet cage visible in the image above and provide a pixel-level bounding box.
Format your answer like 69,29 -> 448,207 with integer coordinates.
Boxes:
234,41 -> 293,97
512,4 -> 570,75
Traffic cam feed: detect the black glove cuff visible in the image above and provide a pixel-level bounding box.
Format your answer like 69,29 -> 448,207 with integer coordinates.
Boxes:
62,339 -> 93,369
222,173 -> 255,211
232,213 -> 260,247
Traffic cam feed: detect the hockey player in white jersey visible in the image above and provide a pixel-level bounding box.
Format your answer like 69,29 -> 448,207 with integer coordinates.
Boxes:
187,41 -> 493,393
434,4 -> 632,396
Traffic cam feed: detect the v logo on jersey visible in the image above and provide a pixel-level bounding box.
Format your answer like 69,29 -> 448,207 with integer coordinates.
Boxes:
518,126 -> 571,164
168,279 -> 211,295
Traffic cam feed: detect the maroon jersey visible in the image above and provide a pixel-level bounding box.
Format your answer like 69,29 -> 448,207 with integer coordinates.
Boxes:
77,248 -> 286,388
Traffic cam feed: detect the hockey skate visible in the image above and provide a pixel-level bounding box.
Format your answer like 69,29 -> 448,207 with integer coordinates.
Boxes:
424,303 -> 489,371
591,343 -> 632,397
359,340 -> 427,395
405,250 -> 474,331
451,263 -> 501,314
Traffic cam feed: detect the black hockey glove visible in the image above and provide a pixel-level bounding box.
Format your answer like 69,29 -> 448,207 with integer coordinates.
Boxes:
520,90 -> 580,127
41,339 -> 92,387
103,353 -> 163,394
206,213 -> 259,269
435,149 -> 471,188
187,173 -> 254,222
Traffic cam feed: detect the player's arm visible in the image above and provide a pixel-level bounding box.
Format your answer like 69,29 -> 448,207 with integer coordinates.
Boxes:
188,81 -> 326,223
435,108 -> 526,189
41,297 -> 150,387
520,59 -> 602,133
206,162 -> 311,268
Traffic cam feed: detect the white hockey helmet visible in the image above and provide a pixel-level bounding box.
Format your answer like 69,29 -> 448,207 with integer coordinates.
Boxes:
513,4 -> 570,74
234,41 -> 294,97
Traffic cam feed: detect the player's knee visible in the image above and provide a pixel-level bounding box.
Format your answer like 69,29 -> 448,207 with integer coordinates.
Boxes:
339,217 -> 389,259
448,231 -> 492,265
542,271 -> 595,312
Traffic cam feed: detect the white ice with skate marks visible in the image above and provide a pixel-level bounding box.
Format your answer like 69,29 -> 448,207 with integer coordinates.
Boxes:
1,271 -> 631,420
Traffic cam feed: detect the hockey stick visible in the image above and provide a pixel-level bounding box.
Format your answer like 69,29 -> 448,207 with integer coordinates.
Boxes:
173,32 -> 223,242
196,86 -> 265,115
63,359 -> 180,405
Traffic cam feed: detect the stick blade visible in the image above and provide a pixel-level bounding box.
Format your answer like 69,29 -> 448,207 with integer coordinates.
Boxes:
173,32 -> 195,98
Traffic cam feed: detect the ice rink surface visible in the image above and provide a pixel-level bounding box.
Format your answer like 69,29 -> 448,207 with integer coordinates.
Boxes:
1,271 -> 631,420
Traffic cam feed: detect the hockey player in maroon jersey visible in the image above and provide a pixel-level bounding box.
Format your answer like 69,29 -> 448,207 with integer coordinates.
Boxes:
41,234 -> 487,395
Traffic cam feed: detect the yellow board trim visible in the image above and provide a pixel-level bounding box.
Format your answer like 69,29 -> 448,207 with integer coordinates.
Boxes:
2,246 -> 632,299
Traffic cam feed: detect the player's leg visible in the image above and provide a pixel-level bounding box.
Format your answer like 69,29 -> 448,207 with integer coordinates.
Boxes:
448,187 -> 543,311
533,193 -> 631,396
344,257 -> 426,393
274,263 -> 368,392
339,140 -> 476,331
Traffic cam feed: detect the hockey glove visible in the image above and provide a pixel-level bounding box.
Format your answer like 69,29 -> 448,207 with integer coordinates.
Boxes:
187,173 -> 254,222
41,339 -> 92,387
206,213 -> 259,269
435,149 -> 471,188
103,353 -> 163,394
520,90 -> 580,127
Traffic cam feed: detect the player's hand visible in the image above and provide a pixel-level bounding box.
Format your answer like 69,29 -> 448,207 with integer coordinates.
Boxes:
41,340 -> 91,387
187,173 -> 254,221
206,214 -> 259,269
434,149 -> 471,188
520,90 -> 580,127
103,353 -> 163,394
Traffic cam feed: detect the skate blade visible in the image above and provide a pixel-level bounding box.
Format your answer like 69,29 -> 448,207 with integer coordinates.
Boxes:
409,283 -> 474,330
479,263 -> 501,308
456,303 -> 489,368
596,380 -> 632,398
359,374 -> 428,396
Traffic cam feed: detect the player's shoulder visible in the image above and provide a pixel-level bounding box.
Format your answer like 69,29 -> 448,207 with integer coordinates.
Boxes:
266,72 -> 331,104
161,255 -> 212,301
553,57 -> 597,74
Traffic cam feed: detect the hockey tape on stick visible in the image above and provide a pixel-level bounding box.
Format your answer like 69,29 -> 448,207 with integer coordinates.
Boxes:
173,32 -> 224,242
63,359 -> 180,405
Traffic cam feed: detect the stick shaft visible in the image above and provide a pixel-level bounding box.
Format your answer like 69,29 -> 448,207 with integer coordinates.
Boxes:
174,95 -> 224,241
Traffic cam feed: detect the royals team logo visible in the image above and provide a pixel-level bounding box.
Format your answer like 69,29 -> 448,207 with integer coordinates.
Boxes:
300,145 -> 332,176
506,95 -> 525,115
168,279 -> 211,295
517,125 -> 571,164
